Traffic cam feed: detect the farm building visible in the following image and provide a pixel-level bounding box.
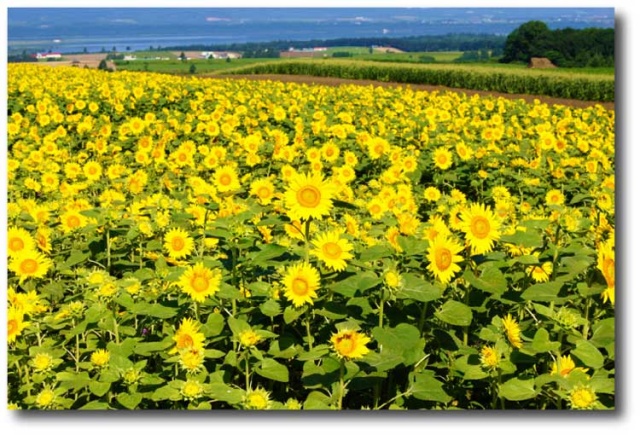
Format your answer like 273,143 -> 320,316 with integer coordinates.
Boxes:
35,52 -> 62,60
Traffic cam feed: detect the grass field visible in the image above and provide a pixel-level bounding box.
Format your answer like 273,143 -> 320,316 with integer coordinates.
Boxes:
114,58 -> 274,74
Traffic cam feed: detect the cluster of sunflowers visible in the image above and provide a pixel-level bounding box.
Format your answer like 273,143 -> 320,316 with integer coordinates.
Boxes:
7,63 -> 614,410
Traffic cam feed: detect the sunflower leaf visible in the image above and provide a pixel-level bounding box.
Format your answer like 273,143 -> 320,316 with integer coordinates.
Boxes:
498,378 -> 538,401
462,267 -> 507,296
521,281 -> 563,301
396,274 -> 444,302
409,372 -> 452,403
571,339 -> 605,369
255,358 -> 289,383
435,300 -> 473,326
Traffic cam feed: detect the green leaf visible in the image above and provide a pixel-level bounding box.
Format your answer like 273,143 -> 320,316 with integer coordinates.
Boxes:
314,301 -> 348,320
397,236 -> 430,257
462,267 -> 508,296
396,274 -> 444,302
358,244 -> 393,262
303,391 -> 333,410
356,271 -> 381,292
410,372 -> 452,403
251,243 -> 287,266
329,275 -> 360,298
227,316 -> 251,337
372,323 -> 424,366
79,400 -> 110,410
133,340 -> 172,356
531,328 -> 560,354
65,250 -> 89,268
297,344 -> 331,361
202,312 -> 225,338
435,300 -> 472,326
255,358 -> 289,383
117,392 -> 142,410
89,381 -> 111,398
576,282 -> 607,298
283,306 -> 305,324
571,339 -> 605,369
521,282 -> 563,301
361,350 -> 404,372
590,317 -> 615,348
208,383 -> 245,405
259,299 -> 282,318
499,378 -> 537,401
151,385 -> 180,402
132,302 -> 178,319
500,228 -> 542,249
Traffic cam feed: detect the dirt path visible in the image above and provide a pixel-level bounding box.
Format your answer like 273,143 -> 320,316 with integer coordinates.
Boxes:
205,73 -> 614,110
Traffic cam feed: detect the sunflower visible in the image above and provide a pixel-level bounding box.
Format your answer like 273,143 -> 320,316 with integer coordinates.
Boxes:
250,178 -> 276,205
568,385 -> 597,410
550,355 -> 588,377
311,230 -> 354,272
426,235 -> 465,284
83,161 -> 103,181
502,313 -> 523,349
9,250 -> 53,284
597,237 -> 615,305
171,318 -> 206,354
528,261 -> 553,283
59,209 -> 88,234
331,329 -> 371,360
164,228 -> 195,260
8,307 -> 29,344
179,348 -> 205,373
177,262 -> 222,303
480,345 -> 500,369
433,147 -> 453,170
423,186 -> 441,203
545,189 -> 565,206
458,203 -> 502,255
7,226 -> 36,258
283,171 -> 335,221
90,349 -> 111,368
244,387 -> 271,410
213,164 -> 240,193
281,262 -> 321,308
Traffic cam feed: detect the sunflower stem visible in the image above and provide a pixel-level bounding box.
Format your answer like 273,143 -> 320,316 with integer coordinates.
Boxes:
192,301 -> 199,322
378,287 -> 386,328
305,307 -> 314,351
337,358 -> 345,410
304,218 -> 312,263
106,227 -> 111,271
418,301 -> 428,337
582,297 -> 590,339
245,351 -> 251,390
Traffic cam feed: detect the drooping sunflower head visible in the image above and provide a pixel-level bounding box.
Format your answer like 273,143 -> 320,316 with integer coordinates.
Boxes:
480,345 -> 500,369
501,313 -> 523,349
331,329 -> 371,360
310,230 -> 354,272
8,306 -> 29,344
281,262 -> 321,308
283,172 -> 335,221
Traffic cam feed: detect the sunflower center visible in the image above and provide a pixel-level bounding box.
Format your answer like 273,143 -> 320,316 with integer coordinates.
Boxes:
191,275 -> 209,293
9,237 -> 24,252
219,173 -> 232,186
470,216 -> 490,239
435,247 -> 452,271
20,258 -> 39,274
336,334 -> 356,355
438,154 -> 448,164
297,186 -> 321,208
178,334 -> 194,349
67,215 -> 81,228
322,242 -> 342,259
171,237 -> 185,251
8,319 -> 18,335
258,186 -> 271,198
291,277 -> 309,296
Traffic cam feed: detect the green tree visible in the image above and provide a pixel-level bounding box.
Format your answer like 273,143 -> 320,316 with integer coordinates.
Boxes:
180,51 -> 187,61
189,63 -> 197,74
501,21 -> 553,63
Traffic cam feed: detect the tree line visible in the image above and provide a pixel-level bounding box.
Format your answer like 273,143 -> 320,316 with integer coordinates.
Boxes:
501,21 -> 614,67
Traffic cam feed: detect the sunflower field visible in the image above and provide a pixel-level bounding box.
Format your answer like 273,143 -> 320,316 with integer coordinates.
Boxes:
6,63 -> 615,411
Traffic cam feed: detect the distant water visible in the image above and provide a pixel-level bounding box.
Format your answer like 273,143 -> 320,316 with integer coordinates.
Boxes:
8,7 -> 615,54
